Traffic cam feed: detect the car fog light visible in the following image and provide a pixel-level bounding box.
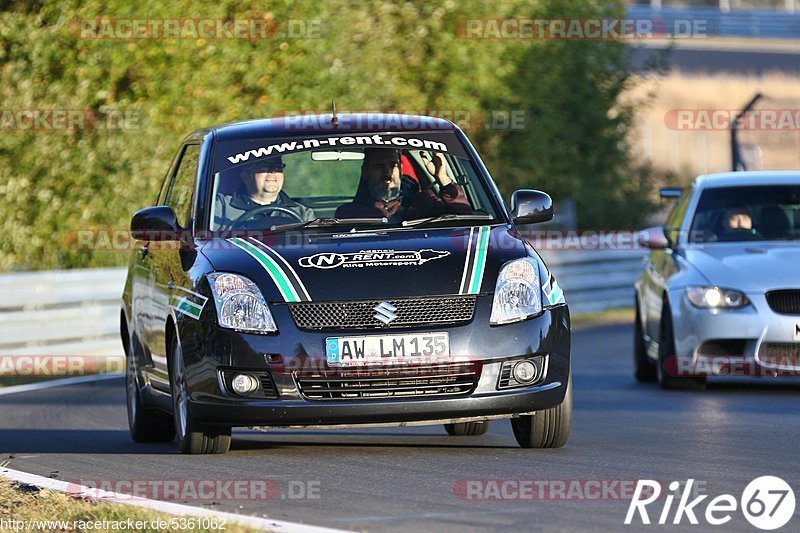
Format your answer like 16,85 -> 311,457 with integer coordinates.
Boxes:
231,374 -> 259,394
512,361 -> 538,384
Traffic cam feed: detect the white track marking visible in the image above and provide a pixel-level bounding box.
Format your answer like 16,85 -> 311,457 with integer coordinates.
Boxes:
0,373 -> 123,397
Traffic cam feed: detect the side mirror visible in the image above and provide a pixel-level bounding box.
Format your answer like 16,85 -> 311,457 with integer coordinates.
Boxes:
659,187 -> 683,199
131,206 -> 181,241
510,189 -> 553,225
638,226 -> 669,250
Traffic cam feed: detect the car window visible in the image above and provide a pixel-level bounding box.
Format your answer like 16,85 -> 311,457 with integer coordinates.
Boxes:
689,185 -> 800,243
208,131 -> 500,231
166,144 -> 201,227
156,146 -> 184,205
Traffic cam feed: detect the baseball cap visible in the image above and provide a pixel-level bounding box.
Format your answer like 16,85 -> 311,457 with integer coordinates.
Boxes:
251,157 -> 285,172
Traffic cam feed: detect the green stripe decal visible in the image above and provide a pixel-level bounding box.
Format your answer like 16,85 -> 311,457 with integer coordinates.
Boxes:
169,295 -> 203,319
176,299 -> 201,318
467,226 -> 490,294
228,237 -> 300,302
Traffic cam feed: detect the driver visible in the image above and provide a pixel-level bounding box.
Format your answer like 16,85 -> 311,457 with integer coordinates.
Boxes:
214,157 -> 314,228
723,208 -> 753,231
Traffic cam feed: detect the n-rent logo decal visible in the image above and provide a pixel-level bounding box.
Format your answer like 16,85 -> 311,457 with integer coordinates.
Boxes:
299,249 -> 450,269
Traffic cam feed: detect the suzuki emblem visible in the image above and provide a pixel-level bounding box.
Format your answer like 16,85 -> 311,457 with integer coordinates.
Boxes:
373,302 -> 398,325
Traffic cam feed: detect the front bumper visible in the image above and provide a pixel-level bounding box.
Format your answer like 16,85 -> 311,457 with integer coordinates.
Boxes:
670,289 -> 800,377
177,298 -> 571,428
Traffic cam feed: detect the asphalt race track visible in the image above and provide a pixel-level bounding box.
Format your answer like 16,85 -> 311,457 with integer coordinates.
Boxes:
1,324 -> 798,532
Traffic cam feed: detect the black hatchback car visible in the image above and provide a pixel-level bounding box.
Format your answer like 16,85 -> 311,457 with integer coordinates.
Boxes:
122,114 -> 571,454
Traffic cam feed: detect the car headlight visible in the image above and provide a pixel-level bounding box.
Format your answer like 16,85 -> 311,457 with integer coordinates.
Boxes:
490,258 -> 543,325
207,273 -> 277,333
685,286 -> 748,309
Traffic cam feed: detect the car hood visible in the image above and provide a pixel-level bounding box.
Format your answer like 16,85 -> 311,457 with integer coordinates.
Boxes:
683,242 -> 800,293
200,225 -> 529,302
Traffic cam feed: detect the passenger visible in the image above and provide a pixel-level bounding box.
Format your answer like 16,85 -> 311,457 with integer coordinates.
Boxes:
335,149 -> 472,223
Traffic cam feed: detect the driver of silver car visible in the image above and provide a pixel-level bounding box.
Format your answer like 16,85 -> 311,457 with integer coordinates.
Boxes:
214,157 -> 315,229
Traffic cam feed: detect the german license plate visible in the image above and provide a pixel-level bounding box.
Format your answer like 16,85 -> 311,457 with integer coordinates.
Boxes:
325,332 -> 450,366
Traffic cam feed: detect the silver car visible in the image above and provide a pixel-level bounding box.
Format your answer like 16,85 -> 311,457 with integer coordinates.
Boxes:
635,171 -> 800,389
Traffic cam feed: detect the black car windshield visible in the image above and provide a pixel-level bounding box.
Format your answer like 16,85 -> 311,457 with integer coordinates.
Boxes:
209,131 -> 499,231
689,185 -> 800,243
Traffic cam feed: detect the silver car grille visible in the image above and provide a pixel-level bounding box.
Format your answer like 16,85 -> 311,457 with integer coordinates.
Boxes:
288,295 -> 476,330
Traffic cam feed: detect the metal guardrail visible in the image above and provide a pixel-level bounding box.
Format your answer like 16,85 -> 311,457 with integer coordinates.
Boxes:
0,251 -> 645,353
539,249 -> 646,313
0,268 -> 126,356
628,5 -> 800,39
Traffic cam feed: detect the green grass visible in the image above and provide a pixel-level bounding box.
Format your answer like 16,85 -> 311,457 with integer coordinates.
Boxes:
0,478 -> 262,532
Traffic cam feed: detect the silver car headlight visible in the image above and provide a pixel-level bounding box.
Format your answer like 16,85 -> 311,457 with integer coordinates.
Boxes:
207,273 -> 277,333
490,258 -> 543,325
685,286 -> 748,309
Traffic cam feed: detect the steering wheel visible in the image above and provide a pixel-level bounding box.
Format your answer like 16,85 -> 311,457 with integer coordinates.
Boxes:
232,205 -> 304,228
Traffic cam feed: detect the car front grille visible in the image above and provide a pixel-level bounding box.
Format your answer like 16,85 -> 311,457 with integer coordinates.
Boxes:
758,343 -> 800,368
765,290 -> 800,315
288,295 -> 476,330
258,373 -> 279,399
293,362 -> 481,400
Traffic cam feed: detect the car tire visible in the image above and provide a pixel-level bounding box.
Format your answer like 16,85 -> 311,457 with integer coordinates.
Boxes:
444,421 -> 490,436
170,333 -> 231,454
511,371 -> 572,449
657,302 -> 706,391
126,334 -> 175,443
634,296 -> 657,382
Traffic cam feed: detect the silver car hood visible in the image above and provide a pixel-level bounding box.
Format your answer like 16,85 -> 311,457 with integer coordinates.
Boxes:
683,242 -> 800,293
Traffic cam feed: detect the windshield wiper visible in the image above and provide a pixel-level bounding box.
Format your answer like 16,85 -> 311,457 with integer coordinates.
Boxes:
401,213 -> 494,228
269,217 -> 389,232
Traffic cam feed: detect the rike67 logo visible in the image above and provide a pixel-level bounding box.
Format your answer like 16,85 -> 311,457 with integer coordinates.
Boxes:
625,477 -> 795,530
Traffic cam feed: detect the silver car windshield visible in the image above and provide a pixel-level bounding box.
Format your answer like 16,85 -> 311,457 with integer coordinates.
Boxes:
689,185 -> 800,243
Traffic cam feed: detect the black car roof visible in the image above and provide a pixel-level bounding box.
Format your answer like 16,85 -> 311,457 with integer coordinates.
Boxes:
185,113 -> 459,143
